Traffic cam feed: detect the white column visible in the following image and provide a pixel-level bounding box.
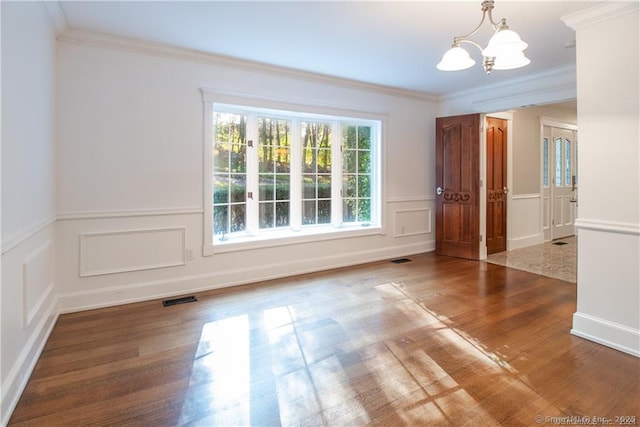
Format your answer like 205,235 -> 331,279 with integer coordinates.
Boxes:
563,3 -> 640,357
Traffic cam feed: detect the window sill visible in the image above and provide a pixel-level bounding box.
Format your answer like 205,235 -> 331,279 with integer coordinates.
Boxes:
203,224 -> 383,255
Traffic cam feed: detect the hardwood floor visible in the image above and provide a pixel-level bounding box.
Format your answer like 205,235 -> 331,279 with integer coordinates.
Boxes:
9,254 -> 639,426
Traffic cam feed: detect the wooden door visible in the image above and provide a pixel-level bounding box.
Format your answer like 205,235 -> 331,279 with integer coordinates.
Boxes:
486,117 -> 507,254
435,114 -> 480,260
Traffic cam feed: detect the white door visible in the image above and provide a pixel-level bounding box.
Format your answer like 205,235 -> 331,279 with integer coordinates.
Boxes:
542,126 -> 577,240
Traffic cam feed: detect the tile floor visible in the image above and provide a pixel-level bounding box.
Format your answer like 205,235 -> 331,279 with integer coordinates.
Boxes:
486,236 -> 577,283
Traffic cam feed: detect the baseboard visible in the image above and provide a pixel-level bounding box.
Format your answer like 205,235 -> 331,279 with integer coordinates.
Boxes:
571,312 -> 640,358
58,240 -> 434,314
508,233 -> 544,251
1,298 -> 59,426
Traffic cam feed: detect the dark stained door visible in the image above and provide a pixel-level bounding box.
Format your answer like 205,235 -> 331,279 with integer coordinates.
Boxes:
435,114 -> 480,260
486,117 -> 508,254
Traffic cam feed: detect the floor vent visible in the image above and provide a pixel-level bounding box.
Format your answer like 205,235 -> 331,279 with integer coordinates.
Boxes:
553,241 -> 568,246
162,295 -> 198,307
391,258 -> 412,264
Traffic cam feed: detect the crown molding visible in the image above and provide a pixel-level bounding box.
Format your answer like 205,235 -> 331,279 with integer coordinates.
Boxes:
40,1 -> 68,36
438,64 -> 577,111
562,1 -> 639,31
57,28 -> 438,103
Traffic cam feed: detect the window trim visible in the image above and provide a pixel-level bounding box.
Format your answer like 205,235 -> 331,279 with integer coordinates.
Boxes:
201,88 -> 386,256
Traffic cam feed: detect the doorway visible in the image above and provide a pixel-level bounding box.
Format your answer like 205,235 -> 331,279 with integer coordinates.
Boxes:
542,124 -> 578,241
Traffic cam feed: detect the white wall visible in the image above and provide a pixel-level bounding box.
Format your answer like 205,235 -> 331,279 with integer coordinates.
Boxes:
1,2 -> 59,423
54,34 -> 438,312
564,3 -> 640,357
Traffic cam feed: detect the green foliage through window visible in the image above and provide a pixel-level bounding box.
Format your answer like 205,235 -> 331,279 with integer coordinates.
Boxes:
210,105 -> 379,241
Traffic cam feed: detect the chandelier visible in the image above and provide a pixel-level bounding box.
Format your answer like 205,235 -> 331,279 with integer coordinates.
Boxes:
437,0 -> 530,74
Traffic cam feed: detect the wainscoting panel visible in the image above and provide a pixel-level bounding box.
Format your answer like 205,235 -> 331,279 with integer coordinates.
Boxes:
79,227 -> 186,277
22,240 -> 54,328
394,208 -> 431,237
543,195 -> 550,232
509,194 -> 544,250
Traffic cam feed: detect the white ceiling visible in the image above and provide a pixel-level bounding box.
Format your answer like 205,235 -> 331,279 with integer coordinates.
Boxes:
57,1 -> 599,96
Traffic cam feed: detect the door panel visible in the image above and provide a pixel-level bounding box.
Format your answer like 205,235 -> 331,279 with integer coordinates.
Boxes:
542,126 -> 577,240
486,117 -> 507,254
436,114 -> 480,260
551,129 -> 577,239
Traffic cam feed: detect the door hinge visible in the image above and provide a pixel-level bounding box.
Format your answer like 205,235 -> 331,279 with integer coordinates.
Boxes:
248,139 -> 254,148
480,235 -> 483,242
248,191 -> 254,199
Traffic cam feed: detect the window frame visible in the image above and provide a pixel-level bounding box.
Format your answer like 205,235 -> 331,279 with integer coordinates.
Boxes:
201,89 -> 386,256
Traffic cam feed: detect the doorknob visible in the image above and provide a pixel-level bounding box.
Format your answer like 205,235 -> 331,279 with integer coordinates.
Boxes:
436,186 -> 444,195
503,187 -> 509,194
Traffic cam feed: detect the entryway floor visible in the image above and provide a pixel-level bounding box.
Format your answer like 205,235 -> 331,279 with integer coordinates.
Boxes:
486,236 -> 577,283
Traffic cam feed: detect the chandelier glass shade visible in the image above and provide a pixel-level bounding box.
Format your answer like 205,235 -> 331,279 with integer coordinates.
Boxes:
437,0 -> 530,74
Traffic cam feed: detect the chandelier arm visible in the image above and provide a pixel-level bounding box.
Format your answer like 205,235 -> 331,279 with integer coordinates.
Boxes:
486,7 -> 507,30
455,38 -> 487,56
454,9 -> 489,40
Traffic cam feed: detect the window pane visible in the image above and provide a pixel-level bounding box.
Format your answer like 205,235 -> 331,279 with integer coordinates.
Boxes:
259,174 -> 274,201
215,112 -> 246,143
259,145 -> 274,173
343,126 -> 357,149
555,137 -> 562,186
343,150 -> 356,173
343,199 -> 356,222
358,199 -> 371,222
318,200 -> 331,224
230,144 -> 246,173
259,202 -> 274,229
302,175 -> 316,199
275,148 -> 290,173
317,175 -> 331,199
358,126 -> 371,149
317,149 -> 332,173
230,204 -> 245,232
358,150 -> 371,173
213,177 -> 229,204
229,174 -> 246,203
213,206 -> 228,235
303,201 -> 316,225
275,202 -> 289,227
302,122 -> 332,173
565,139 -> 572,186
275,174 -> 290,200
358,175 -> 370,198
213,142 -> 230,173
543,138 -> 549,187
343,175 -> 356,198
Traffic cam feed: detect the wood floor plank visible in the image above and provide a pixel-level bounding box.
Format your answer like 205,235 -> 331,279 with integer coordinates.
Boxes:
9,254 -> 639,426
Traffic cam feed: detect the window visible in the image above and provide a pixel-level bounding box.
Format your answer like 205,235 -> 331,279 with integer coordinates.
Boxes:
203,94 -> 382,253
555,137 -> 563,187
542,137 -> 549,187
564,138 -> 572,187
